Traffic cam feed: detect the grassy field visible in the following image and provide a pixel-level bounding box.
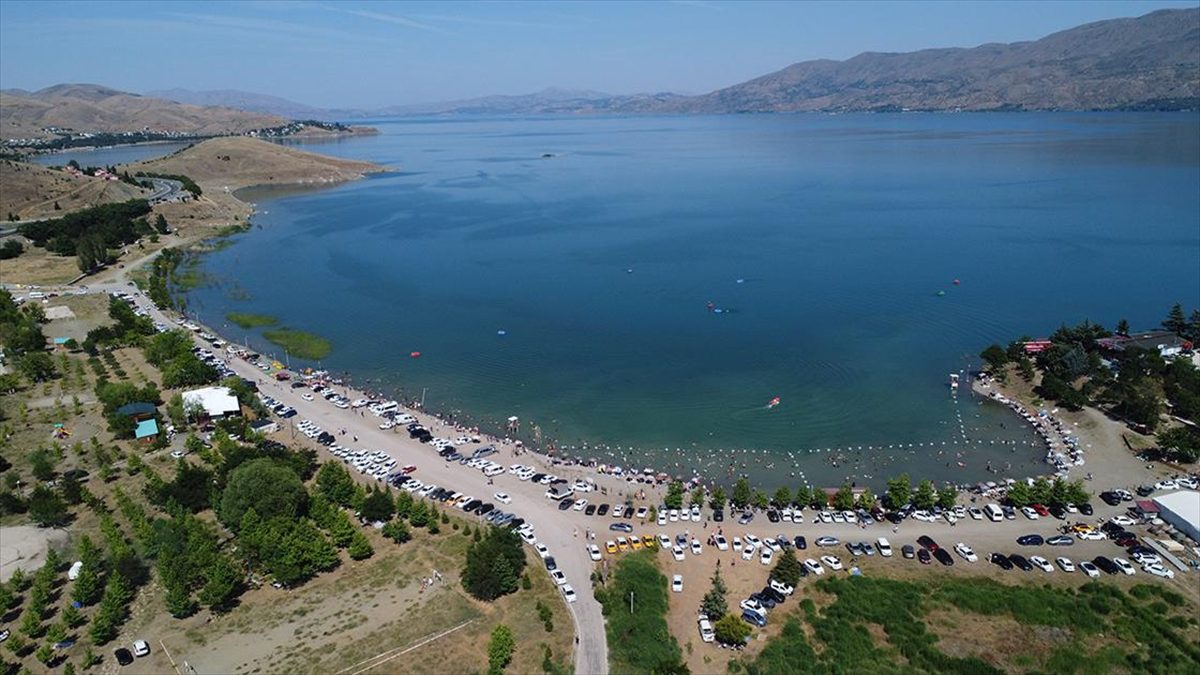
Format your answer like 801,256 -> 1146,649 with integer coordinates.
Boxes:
163,524 -> 572,675
226,312 -> 278,328
262,327 -> 331,361
731,575 -> 1200,675
596,549 -> 682,675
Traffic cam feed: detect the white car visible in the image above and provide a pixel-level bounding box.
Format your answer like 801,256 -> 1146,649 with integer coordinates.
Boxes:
1021,506 -> 1039,520
1030,556 -> 1054,572
672,546 -> 686,562
732,537 -> 743,551
744,534 -> 761,549
740,598 -> 765,614
561,585 -> 577,603
170,450 -> 186,459
671,574 -> 683,592
534,543 -> 550,558
1056,557 -> 1076,572
1113,557 -> 1136,576
715,535 -> 729,551
1109,515 -> 1136,527
657,512 -> 667,526
588,544 -> 602,561
691,539 -> 702,556
1143,563 -> 1175,578
668,509 -> 679,522
690,506 -> 702,522
550,570 -> 567,585
132,640 -> 150,657
1077,530 -> 1106,541
658,534 -> 671,549
820,555 -> 843,571
520,529 -> 536,545
494,492 -> 512,504
769,579 -> 794,596
301,393 -> 314,401
760,547 -> 774,566
953,543 -> 977,563
804,558 -> 825,576
573,499 -> 588,512
1079,561 -> 1101,578
741,546 -> 755,561
698,618 -> 715,643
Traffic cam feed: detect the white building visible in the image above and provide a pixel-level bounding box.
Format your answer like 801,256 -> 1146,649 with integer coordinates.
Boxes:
1153,490 -> 1200,543
182,386 -> 241,420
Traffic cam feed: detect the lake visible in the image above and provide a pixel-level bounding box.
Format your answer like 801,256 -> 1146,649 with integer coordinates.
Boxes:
184,113 -> 1200,490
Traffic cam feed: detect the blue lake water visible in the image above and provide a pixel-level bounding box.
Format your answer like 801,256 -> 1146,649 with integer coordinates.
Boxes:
31,142 -> 193,168
185,113 -> 1200,489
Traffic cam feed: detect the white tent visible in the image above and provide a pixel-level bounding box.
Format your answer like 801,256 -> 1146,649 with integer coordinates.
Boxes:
1153,490 -> 1200,543
182,386 -> 241,419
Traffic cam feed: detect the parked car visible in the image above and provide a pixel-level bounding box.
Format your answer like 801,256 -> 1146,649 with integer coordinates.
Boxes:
990,552 -> 1013,570
561,585 -> 577,603
933,549 -> 954,566
1056,557 -> 1075,572
114,648 -> 134,666
1017,534 -> 1044,546
609,522 -> 633,533
917,535 -> 939,551
901,544 -> 915,559
1008,554 -> 1034,571
953,543 -> 977,562
1046,535 -> 1075,546
815,536 -> 839,547
741,609 -> 767,627
1079,561 -> 1101,578
1093,556 -> 1120,575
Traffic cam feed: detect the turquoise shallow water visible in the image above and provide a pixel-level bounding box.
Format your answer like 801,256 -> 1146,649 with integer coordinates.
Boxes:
185,113 -> 1200,489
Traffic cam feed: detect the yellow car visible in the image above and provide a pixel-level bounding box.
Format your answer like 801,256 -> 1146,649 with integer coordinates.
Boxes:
617,536 -> 629,551
605,540 -> 618,555
1069,524 -> 1094,534
629,535 -> 643,550
641,535 -> 658,550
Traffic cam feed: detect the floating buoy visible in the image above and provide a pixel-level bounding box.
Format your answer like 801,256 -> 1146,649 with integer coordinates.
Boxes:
936,290 -> 946,296
410,351 -> 421,358
953,279 -> 961,285
736,278 -> 745,284
497,330 -> 507,336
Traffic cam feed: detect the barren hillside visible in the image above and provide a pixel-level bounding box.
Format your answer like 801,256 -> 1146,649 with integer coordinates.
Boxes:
123,136 -> 386,191
0,159 -> 150,220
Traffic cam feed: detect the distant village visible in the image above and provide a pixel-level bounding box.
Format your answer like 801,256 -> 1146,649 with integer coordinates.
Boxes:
2,120 -> 358,153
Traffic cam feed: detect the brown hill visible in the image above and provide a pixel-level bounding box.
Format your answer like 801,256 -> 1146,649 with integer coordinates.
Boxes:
0,84 -> 286,141
122,136 -> 386,192
659,8 -> 1199,113
0,159 -> 150,220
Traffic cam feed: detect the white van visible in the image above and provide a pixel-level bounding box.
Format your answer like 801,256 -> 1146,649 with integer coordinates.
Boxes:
875,538 -> 893,557
68,561 -> 83,581
698,618 -> 715,643
984,503 -> 1004,522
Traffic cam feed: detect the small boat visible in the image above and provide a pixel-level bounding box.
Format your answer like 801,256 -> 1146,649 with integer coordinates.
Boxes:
410,351 -> 421,358
936,290 -> 946,297
949,373 -> 960,390
767,396 -> 781,409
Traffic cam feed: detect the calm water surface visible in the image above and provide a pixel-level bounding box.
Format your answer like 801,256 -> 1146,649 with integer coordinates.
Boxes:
186,114 -> 1200,489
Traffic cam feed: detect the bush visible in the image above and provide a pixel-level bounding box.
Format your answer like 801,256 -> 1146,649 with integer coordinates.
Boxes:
595,551 -> 683,673
487,624 -> 515,675
714,613 -> 751,646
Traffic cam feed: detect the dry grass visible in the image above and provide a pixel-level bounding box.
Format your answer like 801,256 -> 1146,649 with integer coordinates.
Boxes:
0,159 -> 150,220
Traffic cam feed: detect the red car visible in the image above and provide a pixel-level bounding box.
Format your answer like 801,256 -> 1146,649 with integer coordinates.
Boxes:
1032,503 -> 1050,517
401,465 -> 417,474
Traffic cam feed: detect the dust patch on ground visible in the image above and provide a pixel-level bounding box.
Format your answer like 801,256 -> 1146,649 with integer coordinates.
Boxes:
0,525 -> 69,581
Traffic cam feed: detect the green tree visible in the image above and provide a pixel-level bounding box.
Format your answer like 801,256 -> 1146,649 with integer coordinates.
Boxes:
771,486 -> 791,509
360,485 -> 395,522
17,352 -> 55,384
752,489 -> 769,510
713,613 -> 751,646
314,461 -> 356,507
700,568 -> 728,619
1030,476 -> 1052,505
980,344 -> 1009,372
19,607 -> 42,638
1116,318 -> 1130,336
382,519 -> 411,544
71,535 -> 104,605
0,581 -> 15,613
833,484 -> 855,511
792,485 -> 811,508
1006,481 -> 1032,507
770,548 -> 803,587
60,472 -> 82,505
462,527 -> 525,601
885,473 -> 912,510
487,623 -> 515,675
27,485 -> 68,526
409,500 -> 429,528
61,604 -> 84,628
936,487 -> 957,510
708,486 -> 726,511
35,643 -> 53,665
198,556 -> 241,612
912,480 -> 936,510
218,458 -> 307,530
664,480 -> 684,510
1163,303 -> 1187,334
731,477 -> 751,510
328,511 -> 356,548
855,487 -> 876,511
1158,426 -> 1200,463
394,489 -> 414,520
45,622 -> 67,644
689,486 -> 705,508
348,530 -> 374,560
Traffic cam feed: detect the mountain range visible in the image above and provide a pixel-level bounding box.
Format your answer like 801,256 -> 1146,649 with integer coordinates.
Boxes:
2,7 -> 1196,142
145,8 -> 1199,118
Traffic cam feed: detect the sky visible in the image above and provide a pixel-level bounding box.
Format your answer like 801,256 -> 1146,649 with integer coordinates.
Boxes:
1,0 -> 1196,108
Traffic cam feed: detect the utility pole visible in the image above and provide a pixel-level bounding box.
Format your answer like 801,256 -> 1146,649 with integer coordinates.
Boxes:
629,590 -> 634,615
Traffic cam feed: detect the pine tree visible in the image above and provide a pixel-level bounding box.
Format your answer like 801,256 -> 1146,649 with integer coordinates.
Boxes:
348,531 -> 374,560
913,480 -> 936,510
1164,303 -> 1187,334
731,478 -> 752,510
701,569 -> 728,618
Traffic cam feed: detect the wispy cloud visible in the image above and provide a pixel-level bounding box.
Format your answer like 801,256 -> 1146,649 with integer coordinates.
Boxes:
411,13 -> 559,29
326,6 -> 447,34
166,11 -> 392,45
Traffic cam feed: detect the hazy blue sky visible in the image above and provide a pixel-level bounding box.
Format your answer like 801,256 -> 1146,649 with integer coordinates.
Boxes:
1,0 -> 1195,107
